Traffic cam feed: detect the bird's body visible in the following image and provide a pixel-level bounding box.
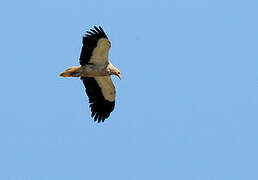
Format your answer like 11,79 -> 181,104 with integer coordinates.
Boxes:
59,26 -> 121,123
81,62 -> 118,77
60,63 -> 114,77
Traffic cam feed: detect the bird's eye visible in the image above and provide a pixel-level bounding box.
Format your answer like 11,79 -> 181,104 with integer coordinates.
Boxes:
118,72 -> 120,74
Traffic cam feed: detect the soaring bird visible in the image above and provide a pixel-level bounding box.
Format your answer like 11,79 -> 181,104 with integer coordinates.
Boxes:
59,26 -> 121,123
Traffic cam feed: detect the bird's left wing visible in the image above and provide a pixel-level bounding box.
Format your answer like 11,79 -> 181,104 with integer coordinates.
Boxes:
80,26 -> 111,66
81,76 -> 115,122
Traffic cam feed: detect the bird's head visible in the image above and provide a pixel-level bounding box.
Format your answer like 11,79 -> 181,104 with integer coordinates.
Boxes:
107,64 -> 121,79
113,70 -> 121,79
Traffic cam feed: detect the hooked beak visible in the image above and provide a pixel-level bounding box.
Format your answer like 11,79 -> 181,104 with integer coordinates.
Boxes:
115,72 -> 122,80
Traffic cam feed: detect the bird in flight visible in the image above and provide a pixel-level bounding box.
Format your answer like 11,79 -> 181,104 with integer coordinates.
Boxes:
59,26 -> 121,123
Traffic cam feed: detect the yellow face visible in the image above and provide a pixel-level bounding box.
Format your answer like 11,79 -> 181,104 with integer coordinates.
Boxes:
115,71 -> 121,79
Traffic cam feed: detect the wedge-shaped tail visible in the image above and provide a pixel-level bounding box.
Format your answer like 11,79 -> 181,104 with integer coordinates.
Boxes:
59,66 -> 82,77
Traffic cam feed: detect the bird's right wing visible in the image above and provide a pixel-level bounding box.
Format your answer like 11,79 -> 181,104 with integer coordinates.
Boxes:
79,26 -> 111,66
81,76 -> 115,123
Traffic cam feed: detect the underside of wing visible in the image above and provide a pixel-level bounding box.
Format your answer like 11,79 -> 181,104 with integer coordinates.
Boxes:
81,76 -> 115,122
80,26 -> 110,66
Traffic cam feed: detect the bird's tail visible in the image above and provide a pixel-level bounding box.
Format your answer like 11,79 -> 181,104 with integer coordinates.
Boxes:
59,66 -> 82,77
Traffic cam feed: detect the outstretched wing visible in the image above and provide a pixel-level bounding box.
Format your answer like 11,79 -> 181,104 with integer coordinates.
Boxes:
81,76 -> 115,123
80,26 -> 111,65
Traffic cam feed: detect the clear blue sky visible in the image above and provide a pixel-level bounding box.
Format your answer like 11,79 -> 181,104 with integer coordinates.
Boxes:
0,0 -> 258,179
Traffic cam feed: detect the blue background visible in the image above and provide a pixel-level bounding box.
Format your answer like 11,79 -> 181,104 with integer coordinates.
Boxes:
1,0 -> 258,179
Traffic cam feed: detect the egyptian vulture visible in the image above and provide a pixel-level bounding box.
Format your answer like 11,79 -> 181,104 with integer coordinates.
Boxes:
59,26 -> 121,123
